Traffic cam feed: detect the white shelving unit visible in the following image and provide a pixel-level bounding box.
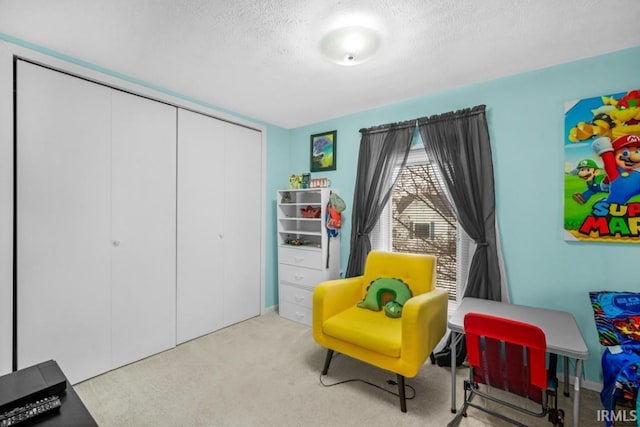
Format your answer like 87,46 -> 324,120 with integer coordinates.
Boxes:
277,188 -> 340,325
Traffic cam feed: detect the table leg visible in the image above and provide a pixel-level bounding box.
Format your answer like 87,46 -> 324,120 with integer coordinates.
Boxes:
549,353 -> 558,382
572,359 -> 583,427
451,331 -> 457,413
564,356 -> 570,397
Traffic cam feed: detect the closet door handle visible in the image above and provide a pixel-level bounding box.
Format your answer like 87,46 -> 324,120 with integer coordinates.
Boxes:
112,240 -> 121,247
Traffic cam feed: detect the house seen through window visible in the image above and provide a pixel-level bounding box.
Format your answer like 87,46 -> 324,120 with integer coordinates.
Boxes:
371,146 -> 461,301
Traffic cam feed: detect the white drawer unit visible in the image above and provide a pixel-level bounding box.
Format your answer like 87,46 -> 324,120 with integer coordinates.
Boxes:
278,301 -> 312,326
279,263 -> 325,288
277,188 -> 341,325
279,284 -> 313,309
279,246 -> 323,270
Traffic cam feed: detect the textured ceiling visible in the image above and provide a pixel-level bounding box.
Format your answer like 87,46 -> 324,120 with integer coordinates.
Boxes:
1,0 -> 639,128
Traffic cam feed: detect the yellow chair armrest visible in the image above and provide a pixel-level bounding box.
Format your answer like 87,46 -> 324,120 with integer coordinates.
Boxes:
313,277 -> 363,332
401,288 -> 448,369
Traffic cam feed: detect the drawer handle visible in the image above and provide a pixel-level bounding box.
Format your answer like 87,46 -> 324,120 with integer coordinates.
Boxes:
294,274 -> 304,281
295,311 -> 305,319
294,294 -> 305,302
294,256 -> 305,263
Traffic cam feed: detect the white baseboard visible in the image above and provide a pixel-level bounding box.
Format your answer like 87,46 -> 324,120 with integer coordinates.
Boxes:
558,374 -> 601,392
582,378 -> 602,392
571,377 -> 602,393
262,304 -> 277,315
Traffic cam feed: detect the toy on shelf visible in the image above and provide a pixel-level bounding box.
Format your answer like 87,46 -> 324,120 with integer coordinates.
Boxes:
300,206 -> 321,218
301,173 -> 310,189
289,174 -> 302,189
310,178 -> 331,188
289,174 -> 332,189
285,236 -> 309,246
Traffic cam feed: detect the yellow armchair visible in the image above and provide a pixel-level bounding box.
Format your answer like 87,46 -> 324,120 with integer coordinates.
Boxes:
313,250 -> 448,412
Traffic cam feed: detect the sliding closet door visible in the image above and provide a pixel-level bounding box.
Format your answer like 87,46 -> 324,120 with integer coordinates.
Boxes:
110,91 -> 177,368
177,109 -> 262,341
222,124 -> 261,327
16,61 -> 112,383
177,109 -> 226,343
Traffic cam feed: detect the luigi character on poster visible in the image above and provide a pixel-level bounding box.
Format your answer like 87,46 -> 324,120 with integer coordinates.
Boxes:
564,89 -> 640,242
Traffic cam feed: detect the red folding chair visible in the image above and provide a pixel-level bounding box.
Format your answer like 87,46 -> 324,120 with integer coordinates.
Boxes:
448,313 -> 564,427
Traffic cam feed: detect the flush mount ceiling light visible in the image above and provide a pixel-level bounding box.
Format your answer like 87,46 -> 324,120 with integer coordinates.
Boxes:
319,26 -> 382,66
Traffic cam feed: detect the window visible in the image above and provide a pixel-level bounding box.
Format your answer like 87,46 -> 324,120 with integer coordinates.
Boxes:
371,145 -> 470,302
412,222 -> 433,240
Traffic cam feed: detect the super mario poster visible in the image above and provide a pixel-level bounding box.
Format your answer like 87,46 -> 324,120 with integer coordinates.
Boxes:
564,89 -> 640,242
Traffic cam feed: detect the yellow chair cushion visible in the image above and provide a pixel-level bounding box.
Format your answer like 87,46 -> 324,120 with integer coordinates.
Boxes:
322,306 -> 402,358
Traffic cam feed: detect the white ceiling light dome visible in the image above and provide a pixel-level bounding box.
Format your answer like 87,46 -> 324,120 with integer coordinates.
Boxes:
319,26 -> 382,66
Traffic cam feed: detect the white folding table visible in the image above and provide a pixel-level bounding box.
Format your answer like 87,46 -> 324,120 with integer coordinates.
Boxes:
447,297 -> 590,427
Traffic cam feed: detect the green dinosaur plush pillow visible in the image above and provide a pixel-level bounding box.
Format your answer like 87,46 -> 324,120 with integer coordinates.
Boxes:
357,277 -> 413,318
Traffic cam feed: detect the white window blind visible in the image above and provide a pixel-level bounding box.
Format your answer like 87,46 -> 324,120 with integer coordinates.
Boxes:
371,144 -> 471,302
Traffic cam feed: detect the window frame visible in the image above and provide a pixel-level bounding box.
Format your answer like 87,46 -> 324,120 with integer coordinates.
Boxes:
370,144 -> 471,308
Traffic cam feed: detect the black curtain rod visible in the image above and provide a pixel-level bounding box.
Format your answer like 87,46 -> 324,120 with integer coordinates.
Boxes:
360,104 -> 486,135
417,105 -> 486,125
359,119 -> 417,135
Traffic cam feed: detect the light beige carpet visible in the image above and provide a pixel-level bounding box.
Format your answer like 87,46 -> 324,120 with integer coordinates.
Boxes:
73,312 -> 627,426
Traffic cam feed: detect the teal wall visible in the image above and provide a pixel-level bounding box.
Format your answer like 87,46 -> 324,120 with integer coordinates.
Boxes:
279,46 -> 640,383
4,32 -> 640,383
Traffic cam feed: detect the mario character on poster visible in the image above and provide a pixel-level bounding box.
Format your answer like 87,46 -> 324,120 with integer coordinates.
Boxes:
564,89 -> 640,242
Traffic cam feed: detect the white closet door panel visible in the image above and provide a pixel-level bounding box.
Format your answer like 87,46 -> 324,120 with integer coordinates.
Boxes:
110,91 -> 177,367
176,109 -> 225,343
222,124 -> 261,327
16,61 -> 112,384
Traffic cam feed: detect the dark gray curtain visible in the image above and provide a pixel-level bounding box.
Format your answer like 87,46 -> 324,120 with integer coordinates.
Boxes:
417,105 -> 501,301
345,121 -> 415,277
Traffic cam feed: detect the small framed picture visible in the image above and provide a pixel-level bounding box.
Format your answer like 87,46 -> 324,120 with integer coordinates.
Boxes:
310,130 -> 337,172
